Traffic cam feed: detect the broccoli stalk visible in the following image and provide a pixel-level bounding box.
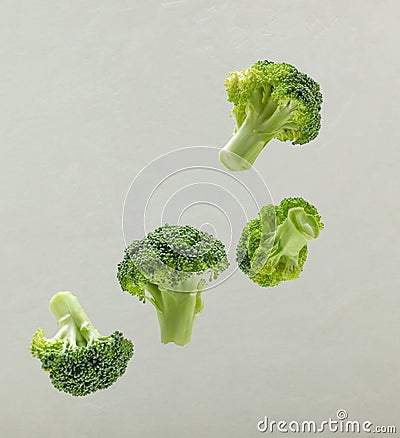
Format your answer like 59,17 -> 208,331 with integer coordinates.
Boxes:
220,61 -> 323,171
254,207 -> 320,279
46,291 -> 100,348
31,291 -> 134,396
146,283 -> 204,346
220,87 -> 294,170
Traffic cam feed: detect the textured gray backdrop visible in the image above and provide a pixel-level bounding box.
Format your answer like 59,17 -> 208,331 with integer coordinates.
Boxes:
2,1 -> 399,437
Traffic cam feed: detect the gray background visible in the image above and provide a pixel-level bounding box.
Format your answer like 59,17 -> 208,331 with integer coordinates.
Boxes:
2,1 -> 400,437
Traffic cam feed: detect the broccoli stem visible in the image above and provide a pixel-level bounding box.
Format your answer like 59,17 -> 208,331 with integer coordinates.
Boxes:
269,207 -> 320,266
49,291 -> 100,347
145,283 -> 204,346
220,96 -> 295,171
220,126 -> 273,171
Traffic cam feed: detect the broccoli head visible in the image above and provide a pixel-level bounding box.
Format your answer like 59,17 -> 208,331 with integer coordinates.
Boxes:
219,60 -> 323,171
237,197 -> 323,287
117,224 -> 229,346
30,291 -> 134,396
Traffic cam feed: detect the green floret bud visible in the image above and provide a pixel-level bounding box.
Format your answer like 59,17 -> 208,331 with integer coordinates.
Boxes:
30,291 -> 134,396
236,198 -> 323,287
117,224 -> 229,346
220,60 -> 323,171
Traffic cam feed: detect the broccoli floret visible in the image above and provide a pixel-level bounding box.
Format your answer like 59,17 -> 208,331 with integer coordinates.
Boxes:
219,60 -> 323,171
30,291 -> 134,396
117,224 -> 229,346
237,197 -> 323,287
